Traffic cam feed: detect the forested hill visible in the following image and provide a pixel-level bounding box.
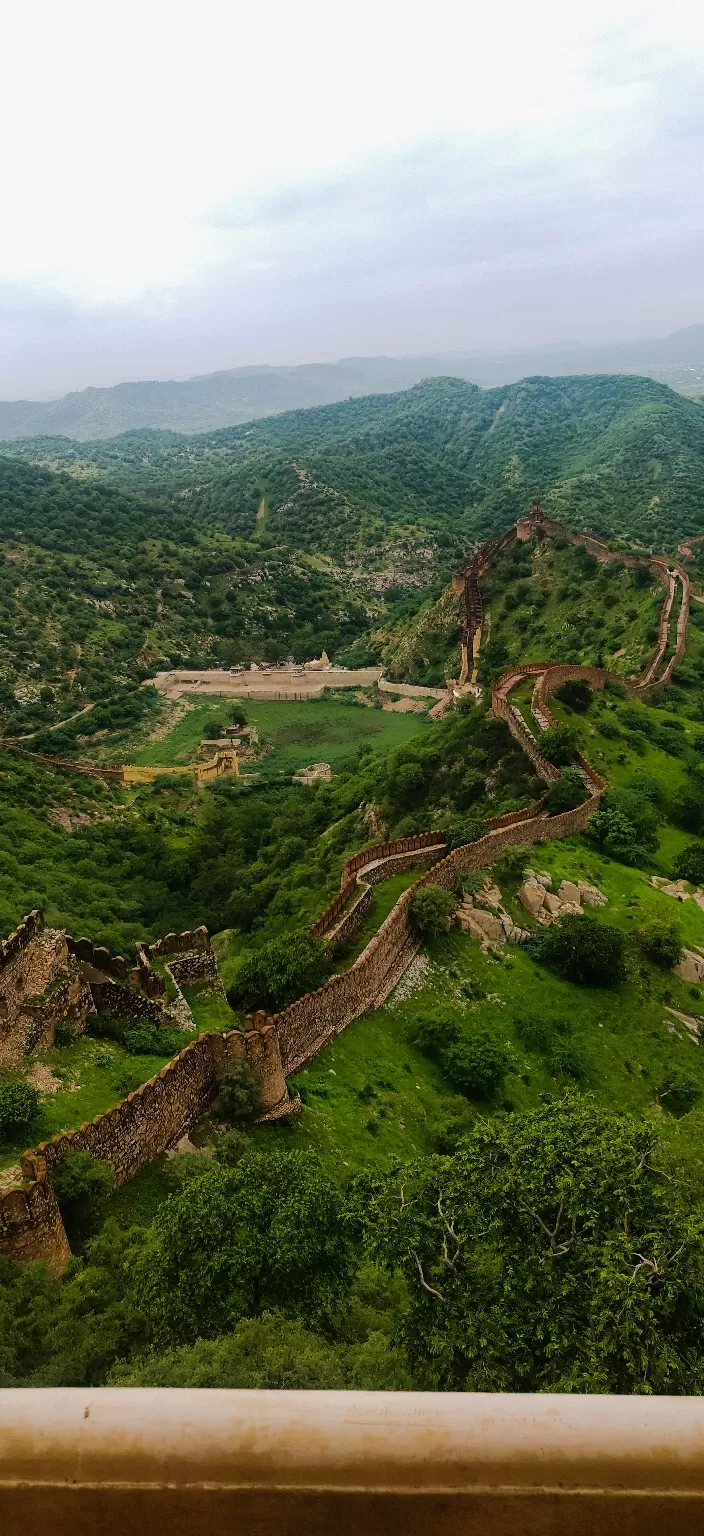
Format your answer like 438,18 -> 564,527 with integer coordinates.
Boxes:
7,372 -> 704,554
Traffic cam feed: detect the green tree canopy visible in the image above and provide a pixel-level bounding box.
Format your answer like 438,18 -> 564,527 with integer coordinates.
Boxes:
356,1095 -> 704,1392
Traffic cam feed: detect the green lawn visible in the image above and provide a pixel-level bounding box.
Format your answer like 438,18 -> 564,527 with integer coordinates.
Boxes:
0,1035 -> 182,1171
248,988 -> 474,1173
335,870 -> 425,970
247,873 -> 704,1184
135,695 -> 432,775
182,984 -> 236,1032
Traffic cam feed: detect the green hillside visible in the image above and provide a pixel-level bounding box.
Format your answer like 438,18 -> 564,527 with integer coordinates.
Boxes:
6,374 -> 704,558
8,378 -> 704,1394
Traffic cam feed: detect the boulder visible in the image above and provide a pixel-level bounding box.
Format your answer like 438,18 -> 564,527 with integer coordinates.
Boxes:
475,883 -> 502,910
535,872 -> 552,888
663,881 -> 691,902
558,879 -> 581,906
469,909 -> 504,944
519,879 -> 546,915
578,882 -> 607,907
543,892 -> 563,915
674,948 -> 704,984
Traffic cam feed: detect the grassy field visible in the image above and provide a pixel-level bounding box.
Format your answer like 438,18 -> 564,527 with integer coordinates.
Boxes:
134,695 -> 432,775
246,853 -> 704,1183
0,1035 -> 181,1171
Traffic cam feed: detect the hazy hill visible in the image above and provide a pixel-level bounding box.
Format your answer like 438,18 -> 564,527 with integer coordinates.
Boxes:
5,373 -> 704,555
1,328 -> 703,441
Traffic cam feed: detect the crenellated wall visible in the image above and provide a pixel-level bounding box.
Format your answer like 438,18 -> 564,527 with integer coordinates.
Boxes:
0,915 -> 93,1069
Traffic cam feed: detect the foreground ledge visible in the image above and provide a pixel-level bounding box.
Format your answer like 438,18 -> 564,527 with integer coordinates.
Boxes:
2,1389 -> 704,1535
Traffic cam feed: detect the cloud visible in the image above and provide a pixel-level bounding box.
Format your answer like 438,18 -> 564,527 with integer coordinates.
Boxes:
0,0 -> 703,393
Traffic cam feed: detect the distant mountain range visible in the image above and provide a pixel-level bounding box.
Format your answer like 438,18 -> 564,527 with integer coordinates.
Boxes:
1,327 -> 703,441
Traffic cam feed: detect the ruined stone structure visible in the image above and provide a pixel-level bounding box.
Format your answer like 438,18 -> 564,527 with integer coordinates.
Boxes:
1,1012 -> 292,1270
0,1158 -> 70,1273
0,912 -> 93,1070
0,502 -> 694,1268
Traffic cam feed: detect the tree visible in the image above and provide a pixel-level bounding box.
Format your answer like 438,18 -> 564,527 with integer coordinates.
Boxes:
356,1094 -> 704,1392
540,726 -> 580,766
531,914 -> 626,986
555,679 -> 593,712
588,806 -> 646,866
410,883 -> 457,938
51,1151 -> 115,1242
0,1079 -> 39,1140
214,1058 -> 261,1124
546,768 -> 587,814
130,1151 -> 356,1347
673,845 -> 704,886
227,931 -> 329,1014
636,921 -> 682,970
441,1028 -> 508,1098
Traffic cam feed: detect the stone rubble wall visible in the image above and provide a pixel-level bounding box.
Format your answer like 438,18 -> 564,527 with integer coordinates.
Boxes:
67,934 -> 166,1002
15,1018 -> 289,1226
0,919 -> 93,1069
0,1161 -> 71,1273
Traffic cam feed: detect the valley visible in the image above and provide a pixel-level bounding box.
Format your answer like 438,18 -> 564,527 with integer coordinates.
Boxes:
3,376 -> 704,1394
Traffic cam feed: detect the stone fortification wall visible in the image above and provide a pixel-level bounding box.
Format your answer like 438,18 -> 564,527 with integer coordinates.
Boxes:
67,934 -> 166,1002
272,790 -> 602,1078
22,1020 -> 289,1193
87,979 -> 167,1028
341,832 -> 445,884
485,796 -> 549,829
378,678 -> 447,700
147,927 -> 210,959
0,1162 -> 71,1273
311,833 -> 447,945
2,744 -> 122,781
143,926 -> 220,991
0,916 -> 92,1069
491,690 -> 561,783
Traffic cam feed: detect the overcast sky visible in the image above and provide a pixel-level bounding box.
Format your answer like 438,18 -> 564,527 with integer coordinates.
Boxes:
2,0 -> 703,397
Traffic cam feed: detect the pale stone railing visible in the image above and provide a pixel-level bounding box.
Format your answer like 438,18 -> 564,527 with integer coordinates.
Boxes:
1,1388 -> 704,1533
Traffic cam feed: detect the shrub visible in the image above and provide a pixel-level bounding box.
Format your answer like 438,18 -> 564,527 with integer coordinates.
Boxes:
546,769 -> 587,815
540,726 -> 580,766
531,915 -> 627,986
227,932 -> 329,1014
112,1070 -> 143,1096
123,1024 -> 186,1056
214,1058 -> 262,1124
547,1040 -> 587,1080
410,1008 -> 462,1053
671,786 -> 704,834
441,1028 -> 508,1099
636,921 -> 682,970
446,817 -> 485,849
588,807 -> 647,867
672,845 -> 704,887
214,1128 -> 250,1165
52,1150 -> 114,1240
0,1079 -> 40,1140
555,679 -> 593,712
659,1068 -> 701,1115
410,884 -> 457,938
514,1015 -> 555,1053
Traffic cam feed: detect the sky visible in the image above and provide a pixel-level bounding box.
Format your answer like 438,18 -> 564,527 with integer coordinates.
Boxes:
2,0 -> 704,397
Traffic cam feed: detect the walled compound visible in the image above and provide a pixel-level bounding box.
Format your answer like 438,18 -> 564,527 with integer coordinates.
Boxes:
0,503 -> 693,1270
